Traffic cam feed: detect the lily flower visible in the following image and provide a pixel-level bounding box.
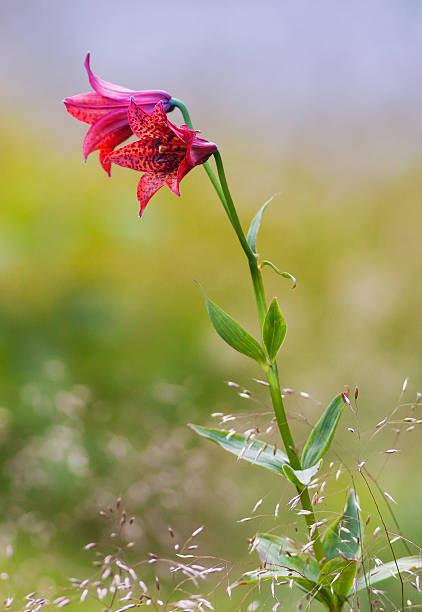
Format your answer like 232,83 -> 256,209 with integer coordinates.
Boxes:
107,100 -> 217,217
64,53 -> 174,175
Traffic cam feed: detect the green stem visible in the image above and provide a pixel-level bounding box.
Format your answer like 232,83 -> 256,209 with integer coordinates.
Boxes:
267,365 -> 299,468
172,98 -> 325,563
249,259 -> 267,327
213,151 -> 256,262
267,361 -> 325,562
203,161 -> 229,221
214,153 -> 325,563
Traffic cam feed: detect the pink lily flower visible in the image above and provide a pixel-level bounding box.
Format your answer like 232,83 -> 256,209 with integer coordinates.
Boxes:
63,53 -> 174,175
107,100 -> 217,216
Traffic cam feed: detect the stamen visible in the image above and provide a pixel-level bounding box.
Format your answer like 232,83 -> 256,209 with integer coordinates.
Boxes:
158,145 -> 168,154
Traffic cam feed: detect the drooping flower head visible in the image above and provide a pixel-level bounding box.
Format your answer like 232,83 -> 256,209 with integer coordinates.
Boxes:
107,100 -> 217,217
63,53 -> 173,175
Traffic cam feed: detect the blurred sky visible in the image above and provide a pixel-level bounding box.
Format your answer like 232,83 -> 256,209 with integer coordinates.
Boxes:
2,0 -> 422,171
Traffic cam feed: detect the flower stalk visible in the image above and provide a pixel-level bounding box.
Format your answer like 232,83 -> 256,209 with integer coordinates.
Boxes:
171,98 -> 325,563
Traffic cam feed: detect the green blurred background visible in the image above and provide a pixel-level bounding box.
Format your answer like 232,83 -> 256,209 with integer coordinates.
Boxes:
1,1 -> 422,609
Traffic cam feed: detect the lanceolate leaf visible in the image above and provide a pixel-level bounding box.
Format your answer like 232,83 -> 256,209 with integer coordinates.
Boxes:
301,393 -> 346,469
246,193 -> 280,253
231,569 -> 333,608
230,534 -> 334,609
232,567 -> 317,591
232,569 -> 332,608
354,556 -> 422,593
318,558 -> 358,604
282,460 -> 322,487
322,489 -> 362,561
201,290 -> 266,365
252,534 -> 320,582
188,425 -> 289,475
262,298 -> 287,363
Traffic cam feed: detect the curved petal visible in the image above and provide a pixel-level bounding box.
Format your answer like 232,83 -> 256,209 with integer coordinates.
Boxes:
83,110 -> 131,159
84,53 -> 173,109
187,135 -> 217,167
166,121 -> 199,143
137,173 -> 167,217
85,52 -> 136,100
99,147 -> 114,177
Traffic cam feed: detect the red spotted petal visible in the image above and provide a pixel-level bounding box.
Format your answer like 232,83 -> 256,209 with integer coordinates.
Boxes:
99,147 -> 114,176
151,101 -> 170,128
178,126 -> 217,167
127,101 -> 154,140
83,110 -> 131,159
128,100 -> 178,140
173,159 -> 193,194
108,130 -> 185,175
64,92 -> 126,125
98,127 -> 133,175
97,127 -> 133,176
137,173 -> 167,217
165,173 -> 181,197
108,140 -> 157,172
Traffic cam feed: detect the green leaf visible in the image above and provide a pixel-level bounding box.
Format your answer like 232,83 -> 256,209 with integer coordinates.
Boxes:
188,425 -> 289,474
231,534 -> 333,609
252,533 -> 320,582
247,193 -> 280,253
260,260 -> 297,289
231,568 -> 320,599
318,557 -> 358,605
282,460 -> 322,487
201,290 -> 266,365
262,298 -> 287,363
354,556 -> 422,593
322,489 -> 362,561
301,393 -> 346,469
232,569 -> 328,605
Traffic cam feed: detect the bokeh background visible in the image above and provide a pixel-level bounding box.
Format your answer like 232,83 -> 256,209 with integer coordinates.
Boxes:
1,1 -> 422,609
